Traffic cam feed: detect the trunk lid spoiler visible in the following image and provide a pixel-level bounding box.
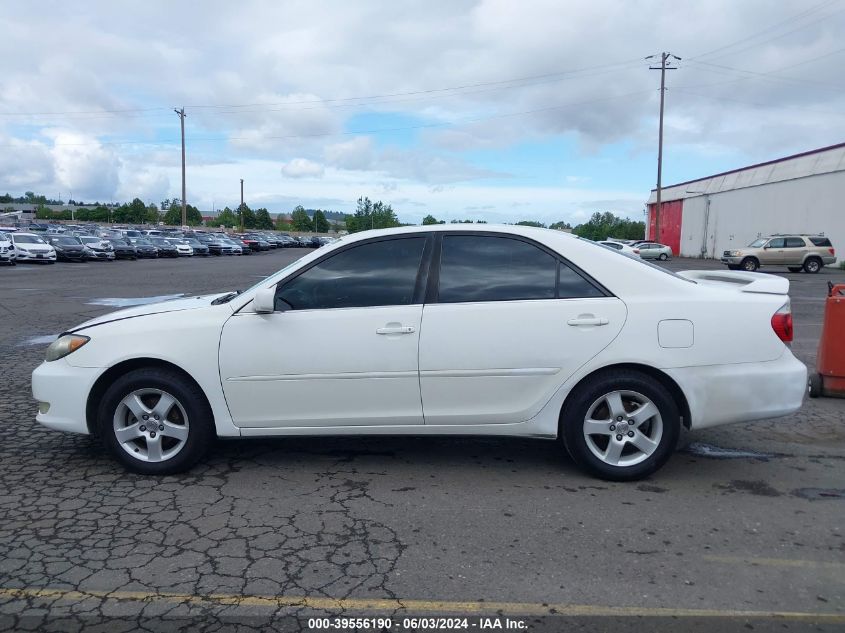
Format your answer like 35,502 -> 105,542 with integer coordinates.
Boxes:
678,270 -> 790,294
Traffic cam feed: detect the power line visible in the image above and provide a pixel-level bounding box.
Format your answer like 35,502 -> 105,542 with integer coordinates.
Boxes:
689,0 -> 842,60
0,58 -> 641,119
0,89 -> 653,149
685,58 -> 845,91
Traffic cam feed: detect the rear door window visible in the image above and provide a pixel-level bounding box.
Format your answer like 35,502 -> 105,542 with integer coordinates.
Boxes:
437,235 -> 603,303
784,237 -> 806,248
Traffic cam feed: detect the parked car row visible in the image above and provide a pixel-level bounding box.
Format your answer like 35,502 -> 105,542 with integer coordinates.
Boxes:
0,225 -> 339,265
597,239 -> 674,260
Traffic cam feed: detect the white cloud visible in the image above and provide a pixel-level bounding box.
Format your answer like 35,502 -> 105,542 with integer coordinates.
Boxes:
280,158 -> 325,179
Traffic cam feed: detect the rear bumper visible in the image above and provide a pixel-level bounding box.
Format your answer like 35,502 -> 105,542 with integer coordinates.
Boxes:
32,359 -> 101,435
665,351 -> 807,430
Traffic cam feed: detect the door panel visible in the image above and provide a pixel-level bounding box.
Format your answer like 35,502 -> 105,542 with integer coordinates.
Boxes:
219,306 -> 424,427
419,298 -> 626,424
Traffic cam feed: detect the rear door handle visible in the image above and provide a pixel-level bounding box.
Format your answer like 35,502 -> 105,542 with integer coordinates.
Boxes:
567,316 -> 609,327
376,325 -> 416,335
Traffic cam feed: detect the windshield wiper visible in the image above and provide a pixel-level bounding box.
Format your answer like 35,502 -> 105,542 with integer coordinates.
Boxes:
211,290 -> 242,305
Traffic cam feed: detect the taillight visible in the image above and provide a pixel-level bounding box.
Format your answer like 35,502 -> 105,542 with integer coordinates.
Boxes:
829,248 -> 835,256
633,249 -> 640,254
771,301 -> 793,343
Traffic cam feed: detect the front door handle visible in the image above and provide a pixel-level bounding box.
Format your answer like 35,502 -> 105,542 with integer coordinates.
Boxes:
376,325 -> 416,335
567,316 -> 609,327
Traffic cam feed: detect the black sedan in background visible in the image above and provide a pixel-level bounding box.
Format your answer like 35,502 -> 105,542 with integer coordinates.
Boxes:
47,236 -> 88,262
244,234 -> 272,251
149,237 -> 179,257
183,238 -> 210,256
128,238 -> 159,258
107,238 -> 138,260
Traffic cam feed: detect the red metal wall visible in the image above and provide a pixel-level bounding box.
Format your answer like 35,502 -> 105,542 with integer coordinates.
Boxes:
647,200 -> 683,255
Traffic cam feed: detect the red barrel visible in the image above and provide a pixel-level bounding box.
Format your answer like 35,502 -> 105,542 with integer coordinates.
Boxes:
809,283 -> 845,398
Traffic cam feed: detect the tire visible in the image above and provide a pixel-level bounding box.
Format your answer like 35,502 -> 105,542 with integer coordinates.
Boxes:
658,253 -> 668,261
741,257 -> 759,272
808,373 -> 823,398
787,266 -> 803,273
560,370 -> 680,481
803,257 -> 822,274
98,367 -> 215,475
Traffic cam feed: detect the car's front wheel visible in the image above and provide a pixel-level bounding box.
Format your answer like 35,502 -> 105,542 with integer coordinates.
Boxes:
560,370 -> 680,481
741,257 -> 759,272
658,253 -> 668,261
98,368 -> 214,475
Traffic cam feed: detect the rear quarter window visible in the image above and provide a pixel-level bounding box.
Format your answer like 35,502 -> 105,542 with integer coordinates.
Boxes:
808,236 -> 832,247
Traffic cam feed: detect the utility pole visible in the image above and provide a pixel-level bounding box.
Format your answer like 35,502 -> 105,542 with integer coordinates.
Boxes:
240,179 -> 244,232
174,107 -> 187,226
647,52 -> 680,243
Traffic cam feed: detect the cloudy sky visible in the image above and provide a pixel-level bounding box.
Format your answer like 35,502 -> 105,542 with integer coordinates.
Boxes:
1,0 -> 844,224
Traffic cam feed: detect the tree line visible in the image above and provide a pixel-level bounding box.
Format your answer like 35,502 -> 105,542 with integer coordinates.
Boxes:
11,190 -> 645,240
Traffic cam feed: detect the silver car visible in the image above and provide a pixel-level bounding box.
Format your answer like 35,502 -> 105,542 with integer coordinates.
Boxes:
636,242 -> 673,261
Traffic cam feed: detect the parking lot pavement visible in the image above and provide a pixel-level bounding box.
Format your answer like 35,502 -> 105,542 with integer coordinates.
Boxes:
1,253 -> 844,630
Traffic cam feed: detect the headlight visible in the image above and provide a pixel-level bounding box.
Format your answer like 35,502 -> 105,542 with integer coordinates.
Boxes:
729,250 -> 742,257
83,247 -> 94,254
45,334 -> 90,362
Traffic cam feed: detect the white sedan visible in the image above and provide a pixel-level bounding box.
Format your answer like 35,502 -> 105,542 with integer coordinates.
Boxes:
32,225 -> 806,480
12,232 -> 57,263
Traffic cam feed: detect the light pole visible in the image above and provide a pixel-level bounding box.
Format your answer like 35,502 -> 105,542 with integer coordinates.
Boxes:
647,52 -> 680,242
686,189 -> 711,258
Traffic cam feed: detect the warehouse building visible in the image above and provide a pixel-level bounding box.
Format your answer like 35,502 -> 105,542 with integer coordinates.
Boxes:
645,142 -> 845,260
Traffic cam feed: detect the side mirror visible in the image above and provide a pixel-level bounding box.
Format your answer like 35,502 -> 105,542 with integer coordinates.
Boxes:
253,286 -> 276,314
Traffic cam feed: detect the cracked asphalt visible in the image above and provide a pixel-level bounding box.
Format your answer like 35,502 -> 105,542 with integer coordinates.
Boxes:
1,250 -> 844,632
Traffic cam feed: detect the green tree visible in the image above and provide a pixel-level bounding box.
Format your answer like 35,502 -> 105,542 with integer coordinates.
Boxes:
550,221 -> 572,230
163,201 -> 201,226
112,198 -> 150,224
515,220 -> 545,228
291,206 -> 313,231
238,203 -> 256,229
254,208 -> 275,230
210,207 -> 238,228
572,211 -> 645,241
76,206 -> 111,222
422,214 -> 444,225
312,210 -> 330,233
344,197 -> 401,233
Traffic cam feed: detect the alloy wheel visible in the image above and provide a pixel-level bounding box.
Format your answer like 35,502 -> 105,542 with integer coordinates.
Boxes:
113,388 -> 190,462
582,390 -> 663,467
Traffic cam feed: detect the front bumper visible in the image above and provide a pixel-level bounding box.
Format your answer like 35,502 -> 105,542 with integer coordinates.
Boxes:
17,251 -> 56,262
88,251 -> 116,260
32,359 -> 102,435
720,256 -> 743,265
665,350 -> 807,430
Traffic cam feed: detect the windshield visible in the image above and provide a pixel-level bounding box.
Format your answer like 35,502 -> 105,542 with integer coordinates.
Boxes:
134,238 -> 152,246
109,239 -> 128,245
80,237 -> 99,244
748,238 -> 767,247
52,237 -> 82,245
15,234 -> 46,244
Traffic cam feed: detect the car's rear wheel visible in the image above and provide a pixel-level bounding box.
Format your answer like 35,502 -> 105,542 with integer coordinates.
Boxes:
658,253 -> 668,261
787,266 -> 803,272
808,373 -> 823,398
98,368 -> 214,475
741,257 -> 759,272
803,257 -> 822,274
561,370 -> 680,481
